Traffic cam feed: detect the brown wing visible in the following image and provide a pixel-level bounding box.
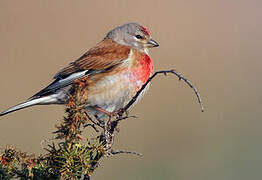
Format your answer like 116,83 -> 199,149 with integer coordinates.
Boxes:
29,38 -> 130,99
54,38 -> 130,79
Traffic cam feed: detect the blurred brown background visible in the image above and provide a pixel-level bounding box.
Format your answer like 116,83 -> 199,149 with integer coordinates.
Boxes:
0,0 -> 262,179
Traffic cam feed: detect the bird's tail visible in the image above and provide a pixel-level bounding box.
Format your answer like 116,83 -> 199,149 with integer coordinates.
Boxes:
0,95 -> 59,117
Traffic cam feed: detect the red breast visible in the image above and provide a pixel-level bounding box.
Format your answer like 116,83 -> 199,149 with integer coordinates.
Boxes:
129,50 -> 154,92
137,54 -> 154,84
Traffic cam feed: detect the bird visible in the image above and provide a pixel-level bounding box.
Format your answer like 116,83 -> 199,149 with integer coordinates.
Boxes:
0,22 -> 159,119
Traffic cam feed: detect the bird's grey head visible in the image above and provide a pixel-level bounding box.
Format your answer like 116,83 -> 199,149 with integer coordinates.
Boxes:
106,22 -> 159,51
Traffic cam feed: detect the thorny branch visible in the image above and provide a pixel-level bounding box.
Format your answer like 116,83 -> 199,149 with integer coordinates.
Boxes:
120,69 -> 204,116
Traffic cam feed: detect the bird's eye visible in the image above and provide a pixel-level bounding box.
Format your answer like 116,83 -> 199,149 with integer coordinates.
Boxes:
135,35 -> 143,39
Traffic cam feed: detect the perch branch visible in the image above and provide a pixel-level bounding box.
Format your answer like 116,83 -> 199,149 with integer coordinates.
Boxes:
120,69 -> 204,115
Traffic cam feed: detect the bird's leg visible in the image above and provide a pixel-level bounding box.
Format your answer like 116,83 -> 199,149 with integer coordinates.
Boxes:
93,106 -> 123,128
93,106 -> 115,128
94,106 -> 119,117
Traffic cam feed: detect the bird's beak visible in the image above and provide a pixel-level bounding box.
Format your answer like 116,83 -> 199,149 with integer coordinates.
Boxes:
147,39 -> 159,48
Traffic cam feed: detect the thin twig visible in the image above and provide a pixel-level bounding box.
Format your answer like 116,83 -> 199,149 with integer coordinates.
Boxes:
111,149 -> 143,156
116,115 -> 138,122
84,111 -> 104,128
83,124 -> 99,132
121,69 -> 204,114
